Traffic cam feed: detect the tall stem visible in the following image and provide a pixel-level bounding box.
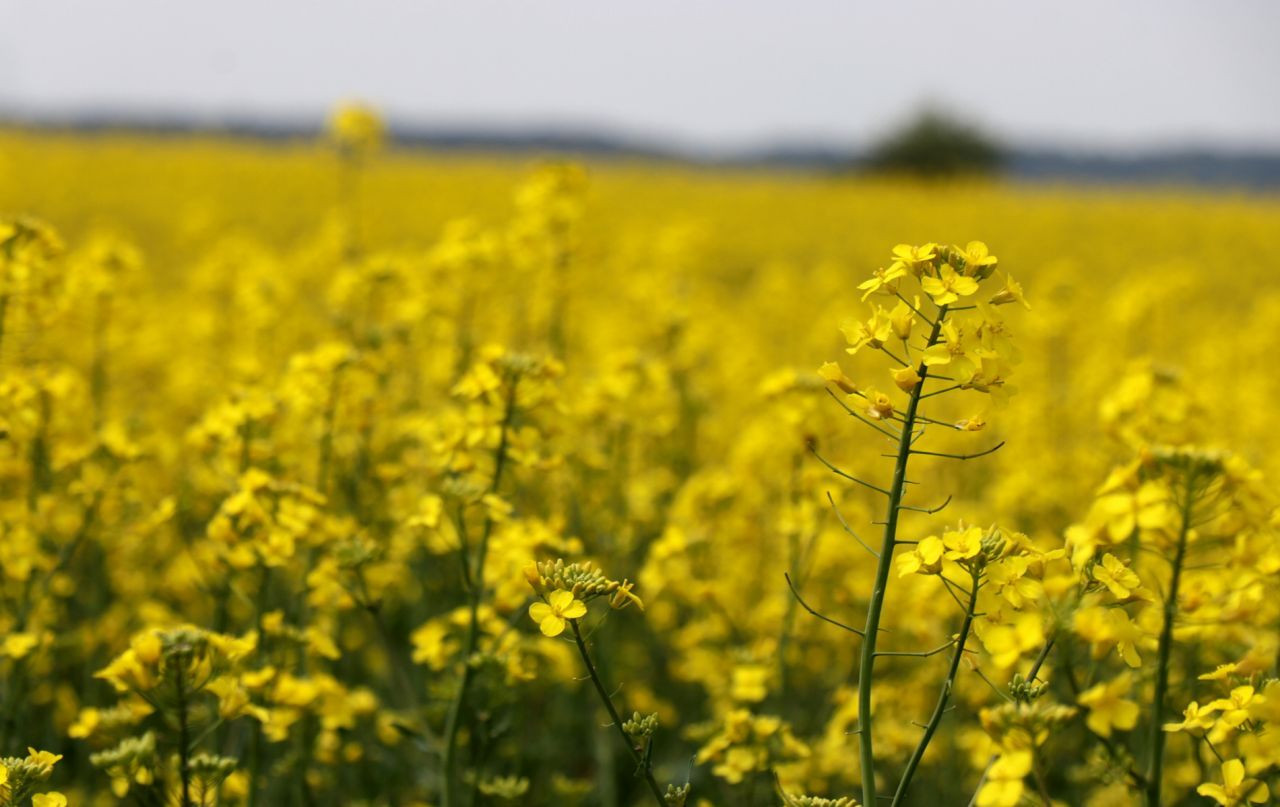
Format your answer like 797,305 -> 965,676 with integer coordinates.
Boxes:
891,568 -> 980,805
856,305 -> 947,805
569,620 -> 667,806
441,380 -> 519,807
176,661 -> 193,807
1145,472 -> 1197,807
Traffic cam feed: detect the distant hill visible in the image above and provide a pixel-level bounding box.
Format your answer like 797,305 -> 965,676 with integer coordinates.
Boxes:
4,111 -> 1279,190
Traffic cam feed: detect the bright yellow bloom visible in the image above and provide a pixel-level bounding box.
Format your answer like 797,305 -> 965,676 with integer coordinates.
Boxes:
897,535 -> 945,577
978,612 -> 1045,668
1078,673 -> 1140,737
818,361 -> 859,395
1207,686 -> 1257,729
943,526 -> 983,561
1197,759 -> 1269,805
889,299 -> 917,339
328,102 -> 385,153
842,308 -> 895,354
989,272 -> 1030,308
921,263 -> 979,305
1073,605 -> 1146,668
889,242 -> 937,276
862,387 -> 895,420
890,364 -> 922,391
1,633 -> 39,658
953,240 -> 999,276
33,794 -> 68,807
528,590 -> 587,637
976,750 -> 1031,807
857,263 -> 907,300
1164,700 -> 1220,733
1092,553 -> 1140,599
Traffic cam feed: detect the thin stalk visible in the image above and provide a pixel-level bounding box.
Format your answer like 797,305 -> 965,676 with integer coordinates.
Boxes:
856,303 -> 948,805
1144,471 -> 1197,807
441,379 -> 519,807
966,634 -> 1058,806
569,620 -> 666,806
176,661 -> 193,807
891,569 -> 979,805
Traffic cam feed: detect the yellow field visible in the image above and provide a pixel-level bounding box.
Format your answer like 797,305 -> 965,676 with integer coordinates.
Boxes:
0,120 -> 1277,806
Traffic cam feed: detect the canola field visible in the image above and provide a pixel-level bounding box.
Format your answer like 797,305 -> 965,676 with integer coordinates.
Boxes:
0,113 -> 1278,806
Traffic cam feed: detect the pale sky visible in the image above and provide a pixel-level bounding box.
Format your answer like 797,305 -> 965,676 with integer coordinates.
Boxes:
2,1 -> 1278,152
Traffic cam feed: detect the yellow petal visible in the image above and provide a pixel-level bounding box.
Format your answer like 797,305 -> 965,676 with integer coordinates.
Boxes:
539,615 -> 566,637
1222,759 -> 1245,788
561,599 -> 587,619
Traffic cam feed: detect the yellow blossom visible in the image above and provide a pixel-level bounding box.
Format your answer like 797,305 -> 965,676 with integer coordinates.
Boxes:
528,590 -> 587,637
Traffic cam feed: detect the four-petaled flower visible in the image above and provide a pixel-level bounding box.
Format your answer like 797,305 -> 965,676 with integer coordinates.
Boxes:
858,264 -> 908,300
921,263 -> 979,305
1197,759 -> 1269,805
953,241 -> 999,275
1092,553 -> 1140,599
1077,673 -> 1140,737
890,243 -> 938,276
529,590 -> 587,637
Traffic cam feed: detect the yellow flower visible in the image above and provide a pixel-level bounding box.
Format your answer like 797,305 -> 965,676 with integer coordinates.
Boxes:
889,299 -> 917,339
857,263 -> 907,300
528,590 -> 587,637
33,794 -> 68,807
731,664 -> 769,702
328,102 -> 385,153
889,242 -> 937,276
1092,553 -> 1140,599
1207,686 -> 1256,729
862,387 -> 895,420
1073,605 -> 1146,668
1200,663 -> 1239,682
921,263 -> 979,306
897,535 -> 945,577
131,631 -> 163,665
976,750 -> 1031,807
26,749 -> 63,775
978,612 -> 1044,668
2,632 -> 39,658
818,362 -> 859,395
989,272 -> 1030,309
1197,759 -> 1269,805
890,365 -> 922,391
1077,673 -> 1140,737
68,707 -> 101,739
1164,700 -> 1220,733
953,240 -> 999,276
943,526 -> 983,561
842,307 -> 895,354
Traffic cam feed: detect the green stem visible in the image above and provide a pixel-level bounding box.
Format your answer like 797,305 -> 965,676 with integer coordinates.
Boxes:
569,620 -> 667,807
891,568 -> 980,805
1145,471 -> 1197,807
176,661 -> 193,807
857,304 -> 947,805
441,380 -> 519,807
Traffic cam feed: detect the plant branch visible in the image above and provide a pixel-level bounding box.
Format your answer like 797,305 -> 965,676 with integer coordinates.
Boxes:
569,620 -> 667,806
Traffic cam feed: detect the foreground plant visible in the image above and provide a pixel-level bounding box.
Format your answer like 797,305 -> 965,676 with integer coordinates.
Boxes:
524,559 -> 687,806
806,241 -> 1028,805
0,749 -> 65,807
86,626 -> 254,805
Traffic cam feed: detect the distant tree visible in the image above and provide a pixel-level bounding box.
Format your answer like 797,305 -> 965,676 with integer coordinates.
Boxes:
863,109 -> 1004,178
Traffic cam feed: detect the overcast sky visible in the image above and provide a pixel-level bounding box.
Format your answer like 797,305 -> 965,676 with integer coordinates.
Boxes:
2,1 -> 1278,151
